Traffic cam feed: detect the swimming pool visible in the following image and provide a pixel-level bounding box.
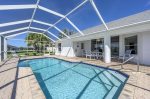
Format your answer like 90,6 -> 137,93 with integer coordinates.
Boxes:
18,58 -> 128,99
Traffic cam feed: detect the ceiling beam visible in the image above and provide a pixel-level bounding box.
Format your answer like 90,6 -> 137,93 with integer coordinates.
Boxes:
0,19 -> 31,28
90,0 -> 108,30
6,31 -> 27,38
43,0 -> 88,38
6,30 -> 55,42
28,0 -> 41,30
0,27 -> 28,35
29,27 -> 60,40
54,26 -> 70,39
33,20 -> 53,27
0,4 -> 36,10
38,5 -> 65,18
30,27 -> 45,31
30,21 -> 69,39
65,17 -> 84,36
47,31 -> 61,40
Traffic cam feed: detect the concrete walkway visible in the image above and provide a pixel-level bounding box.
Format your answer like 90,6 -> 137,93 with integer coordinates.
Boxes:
0,56 -> 150,99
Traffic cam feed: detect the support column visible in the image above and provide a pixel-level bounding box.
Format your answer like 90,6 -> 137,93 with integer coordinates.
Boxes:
4,37 -> 7,60
0,36 -> 1,62
104,34 -> 111,63
119,35 -> 124,56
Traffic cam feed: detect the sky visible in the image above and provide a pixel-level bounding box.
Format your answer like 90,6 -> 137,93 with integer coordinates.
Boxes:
0,0 -> 149,47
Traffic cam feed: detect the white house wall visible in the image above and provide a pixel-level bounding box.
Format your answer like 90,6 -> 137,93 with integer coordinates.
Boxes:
55,40 -> 75,57
140,31 -> 150,65
73,40 -> 91,57
118,31 -> 150,65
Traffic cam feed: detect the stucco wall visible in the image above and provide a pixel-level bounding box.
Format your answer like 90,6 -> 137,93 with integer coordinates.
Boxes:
141,31 -> 150,65
73,40 -> 91,57
118,32 -> 150,65
55,40 -> 75,57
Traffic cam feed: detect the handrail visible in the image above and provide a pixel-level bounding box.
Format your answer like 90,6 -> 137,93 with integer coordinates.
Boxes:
121,55 -> 140,71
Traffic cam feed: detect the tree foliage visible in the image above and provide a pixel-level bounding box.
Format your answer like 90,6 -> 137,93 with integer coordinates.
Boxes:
25,33 -> 51,52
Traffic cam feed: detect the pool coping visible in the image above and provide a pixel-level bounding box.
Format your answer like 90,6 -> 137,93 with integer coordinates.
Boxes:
20,57 -> 129,78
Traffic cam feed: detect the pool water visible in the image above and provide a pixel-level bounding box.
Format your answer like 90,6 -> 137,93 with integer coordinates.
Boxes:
18,58 -> 128,99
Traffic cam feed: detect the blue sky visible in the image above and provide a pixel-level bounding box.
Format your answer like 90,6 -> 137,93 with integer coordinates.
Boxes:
0,0 -> 149,47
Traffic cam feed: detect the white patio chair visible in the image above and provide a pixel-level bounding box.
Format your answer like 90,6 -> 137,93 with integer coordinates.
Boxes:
85,51 -> 94,59
95,52 -> 103,59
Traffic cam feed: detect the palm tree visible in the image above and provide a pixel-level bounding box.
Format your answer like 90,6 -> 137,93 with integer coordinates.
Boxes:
25,33 -> 51,53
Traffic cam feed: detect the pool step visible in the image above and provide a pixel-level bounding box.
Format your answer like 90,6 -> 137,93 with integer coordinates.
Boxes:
107,70 -> 126,82
104,86 -> 118,99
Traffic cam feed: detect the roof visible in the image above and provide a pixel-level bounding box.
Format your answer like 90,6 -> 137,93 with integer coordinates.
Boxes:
68,10 -> 150,38
7,44 -> 18,48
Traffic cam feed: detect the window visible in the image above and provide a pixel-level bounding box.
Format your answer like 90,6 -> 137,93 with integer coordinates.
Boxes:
81,43 -> 84,49
125,35 -> 137,54
58,43 -> 61,52
91,38 -> 104,52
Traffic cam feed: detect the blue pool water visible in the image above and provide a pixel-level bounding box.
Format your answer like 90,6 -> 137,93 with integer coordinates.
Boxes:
18,58 -> 128,99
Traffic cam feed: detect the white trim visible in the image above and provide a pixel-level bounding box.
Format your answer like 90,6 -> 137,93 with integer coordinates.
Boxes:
65,17 -> 84,36
54,26 -> 70,39
0,19 -> 31,28
0,27 -> 28,35
38,5 -> 65,18
33,20 -> 53,27
90,0 -> 108,30
0,4 -> 36,10
109,20 -> 150,31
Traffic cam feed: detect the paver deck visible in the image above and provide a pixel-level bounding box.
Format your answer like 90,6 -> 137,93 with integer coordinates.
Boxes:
0,58 -> 45,99
0,56 -> 150,99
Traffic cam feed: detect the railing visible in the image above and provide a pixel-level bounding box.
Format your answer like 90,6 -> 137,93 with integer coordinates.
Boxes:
120,55 -> 140,71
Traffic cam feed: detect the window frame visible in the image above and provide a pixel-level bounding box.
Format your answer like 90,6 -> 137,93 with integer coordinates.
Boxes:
124,35 -> 138,54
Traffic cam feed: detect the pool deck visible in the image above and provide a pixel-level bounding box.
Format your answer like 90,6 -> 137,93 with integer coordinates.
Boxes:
0,58 -> 45,99
0,56 -> 150,99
